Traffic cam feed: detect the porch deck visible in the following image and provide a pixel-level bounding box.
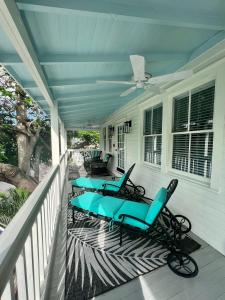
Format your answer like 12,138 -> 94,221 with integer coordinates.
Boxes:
48,158 -> 225,300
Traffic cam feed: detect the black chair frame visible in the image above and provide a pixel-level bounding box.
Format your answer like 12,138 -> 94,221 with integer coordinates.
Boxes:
71,179 -> 198,278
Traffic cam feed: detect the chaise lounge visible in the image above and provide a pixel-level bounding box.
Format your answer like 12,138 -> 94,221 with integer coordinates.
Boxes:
71,163 -> 135,194
70,179 -> 199,278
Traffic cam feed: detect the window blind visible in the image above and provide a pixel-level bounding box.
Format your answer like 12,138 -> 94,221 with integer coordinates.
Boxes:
190,86 -> 215,131
172,82 -> 215,179
173,94 -> 189,132
143,104 -> 162,165
144,135 -> 162,165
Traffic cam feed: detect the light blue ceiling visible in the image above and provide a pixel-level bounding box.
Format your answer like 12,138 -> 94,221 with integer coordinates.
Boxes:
0,0 -> 225,128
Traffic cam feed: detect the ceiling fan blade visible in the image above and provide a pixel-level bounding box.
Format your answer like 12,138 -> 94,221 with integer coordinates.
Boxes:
96,80 -> 134,85
120,86 -> 137,97
147,70 -> 193,85
130,55 -> 145,82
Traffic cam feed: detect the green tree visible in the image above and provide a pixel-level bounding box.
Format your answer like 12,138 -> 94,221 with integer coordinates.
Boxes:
0,67 -> 51,191
67,130 -> 100,149
0,188 -> 30,226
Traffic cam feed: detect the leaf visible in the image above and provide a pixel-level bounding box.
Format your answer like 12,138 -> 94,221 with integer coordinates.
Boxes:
66,210 -> 168,297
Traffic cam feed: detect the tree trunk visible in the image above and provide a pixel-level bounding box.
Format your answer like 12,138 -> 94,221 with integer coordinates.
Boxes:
16,131 -> 38,175
33,144 -> 43,182
16,93 -> 39,175
0,163 -> 37,192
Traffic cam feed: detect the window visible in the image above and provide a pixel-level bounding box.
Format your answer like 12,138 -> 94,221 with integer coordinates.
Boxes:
103,127 -> 107,151
108,125 -> 113,152
172,82 -> 215,179
143,104 -> 162,165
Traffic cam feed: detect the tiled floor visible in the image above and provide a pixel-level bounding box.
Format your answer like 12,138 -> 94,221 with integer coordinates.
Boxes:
47,157 -> 225,300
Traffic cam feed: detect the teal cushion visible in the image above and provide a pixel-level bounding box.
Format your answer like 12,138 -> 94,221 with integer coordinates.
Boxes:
113,201 -> 150,230
72,177 -> 123,192
103,154 -> 110,162
70,192 -> 103,211
72,177 -> 106,189
118,173 -> 126,185
145,188 -> 167,225
93,196 -> 125,218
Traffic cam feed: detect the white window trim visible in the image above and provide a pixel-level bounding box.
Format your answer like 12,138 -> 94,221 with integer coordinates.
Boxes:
168,80 -> 216,185
140,97 -> 163,168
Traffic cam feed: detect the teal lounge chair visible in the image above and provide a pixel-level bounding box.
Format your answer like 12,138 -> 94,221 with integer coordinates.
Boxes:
71,179 -> 178,243
71,163 -> 135,194
70,179 -> 199,278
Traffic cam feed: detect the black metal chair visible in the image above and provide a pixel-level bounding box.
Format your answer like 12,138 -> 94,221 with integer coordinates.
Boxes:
90,153 -> 112,175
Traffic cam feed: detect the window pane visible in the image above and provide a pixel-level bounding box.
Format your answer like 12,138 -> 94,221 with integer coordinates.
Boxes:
190,85 -> 215,131
144,136 -> 161,165
190,132 -> 213,178
172,134 -> 189,172
152,105 -> 162,134
173,95 -> 189,132
144,109 -> 152,135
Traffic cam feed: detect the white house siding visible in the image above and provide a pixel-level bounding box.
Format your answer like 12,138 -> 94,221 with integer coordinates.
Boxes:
100,53 -> 225,256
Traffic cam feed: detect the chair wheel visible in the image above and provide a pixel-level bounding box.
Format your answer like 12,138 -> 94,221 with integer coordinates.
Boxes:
171,215 -> 192,234
135,185 -> 145,196
167,252 -> 198,278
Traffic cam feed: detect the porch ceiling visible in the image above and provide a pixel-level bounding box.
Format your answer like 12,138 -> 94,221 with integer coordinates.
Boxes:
0,0 -> 225,128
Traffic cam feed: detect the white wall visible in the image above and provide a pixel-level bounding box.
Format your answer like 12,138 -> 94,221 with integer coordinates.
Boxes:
100,55 -> 225,256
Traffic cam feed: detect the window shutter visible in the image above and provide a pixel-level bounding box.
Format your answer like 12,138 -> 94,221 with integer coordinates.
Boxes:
173,95 -> 189,132
190,85 -> 215,131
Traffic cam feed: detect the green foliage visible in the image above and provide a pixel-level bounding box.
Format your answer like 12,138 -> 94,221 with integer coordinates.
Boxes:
0,188 -> 30,226
67,130 -> 100,148
78,130 -> 100,146
0,124 -> 18,164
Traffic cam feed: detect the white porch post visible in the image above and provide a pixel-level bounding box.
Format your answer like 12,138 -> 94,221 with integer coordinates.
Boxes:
61,122 -> 67,153
51,104 -> 60,166
64,129 -> 68,151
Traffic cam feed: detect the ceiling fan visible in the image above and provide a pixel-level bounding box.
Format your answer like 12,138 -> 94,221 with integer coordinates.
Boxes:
97,55 -> 193,97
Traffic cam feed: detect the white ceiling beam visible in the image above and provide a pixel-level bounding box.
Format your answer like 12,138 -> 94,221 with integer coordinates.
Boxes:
55,88 -> 125,101
0,0 -> 54,108
17,0 -> 225,30
22,76 -> 131,89
60,104 -> 120,115
58,97 -> 127,108
0,52 -> 188,65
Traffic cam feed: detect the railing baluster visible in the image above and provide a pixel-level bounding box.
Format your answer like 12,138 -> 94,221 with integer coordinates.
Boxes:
46,192 -> 51,247
41,206 -> 47,270
44,197 -> 50,257
0,152 -> 67,299
1,273 -> 15,300
37,213 -> 44,287
16,250 -> 28,300
32,221 -> 41,300
24,234 -> 35,299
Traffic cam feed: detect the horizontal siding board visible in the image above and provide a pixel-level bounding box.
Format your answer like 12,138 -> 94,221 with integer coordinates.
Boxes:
100,61 -> 225,256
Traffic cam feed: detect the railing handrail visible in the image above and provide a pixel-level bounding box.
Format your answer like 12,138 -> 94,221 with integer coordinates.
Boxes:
0,161 -> 61,294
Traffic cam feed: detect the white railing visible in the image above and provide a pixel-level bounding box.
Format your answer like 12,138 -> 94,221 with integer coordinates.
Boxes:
0,152 -> 68,300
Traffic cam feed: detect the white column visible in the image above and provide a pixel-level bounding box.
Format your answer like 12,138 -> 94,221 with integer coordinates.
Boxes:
50,104 -> 60,166
60,121 -> 64,156
210,65 -> 225,190
64,128 -> 68,151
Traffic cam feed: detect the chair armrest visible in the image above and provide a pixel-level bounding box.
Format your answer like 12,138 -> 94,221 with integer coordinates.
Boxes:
118,213 -> 150,227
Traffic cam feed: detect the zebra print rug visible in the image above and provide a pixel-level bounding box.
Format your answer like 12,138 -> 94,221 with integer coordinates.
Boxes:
65,207 -> 175,300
